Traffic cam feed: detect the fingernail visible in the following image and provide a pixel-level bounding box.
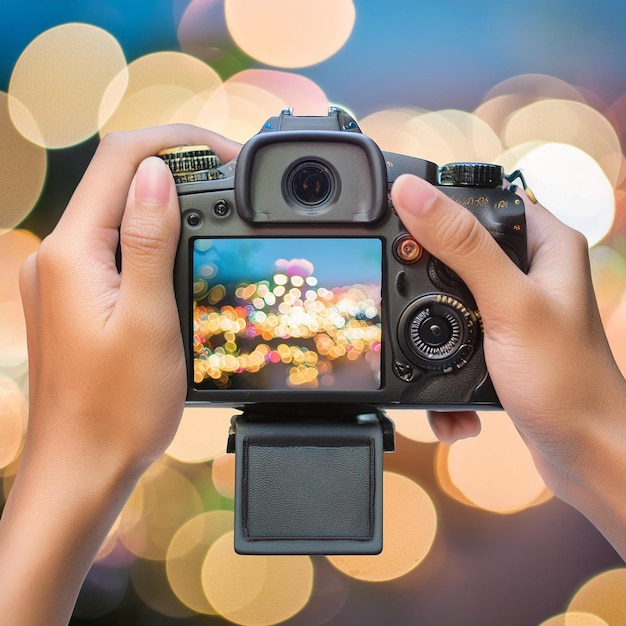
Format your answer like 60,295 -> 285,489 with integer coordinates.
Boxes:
393,174 -> 437,216
134,157 -> 172,205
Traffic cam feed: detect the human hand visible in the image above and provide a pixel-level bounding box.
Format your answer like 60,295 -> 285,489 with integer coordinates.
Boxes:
392,176 -> 625,493
19,125 -> 240,475
390,173 -> 626,558
0,124 -> 240,625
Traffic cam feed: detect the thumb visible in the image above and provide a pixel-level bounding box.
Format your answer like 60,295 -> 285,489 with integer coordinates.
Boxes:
390,174 -> 526,314
119,156 -> 180,302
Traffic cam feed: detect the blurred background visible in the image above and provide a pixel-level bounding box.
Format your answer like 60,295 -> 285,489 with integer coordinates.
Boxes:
1,0 -> 626,624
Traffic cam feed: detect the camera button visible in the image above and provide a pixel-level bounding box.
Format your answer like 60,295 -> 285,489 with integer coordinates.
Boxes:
186,212 -> 201,226
393,361 -> 414,382
213,199 -> 230,217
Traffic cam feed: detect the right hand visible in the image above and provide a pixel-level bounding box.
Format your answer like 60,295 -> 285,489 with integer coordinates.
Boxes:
390,173 -> 626,505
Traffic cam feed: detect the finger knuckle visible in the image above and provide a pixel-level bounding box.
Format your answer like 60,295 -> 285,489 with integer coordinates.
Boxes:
98,130 -> 130,156
438,208 -> 488,259
122,218 -> 173,257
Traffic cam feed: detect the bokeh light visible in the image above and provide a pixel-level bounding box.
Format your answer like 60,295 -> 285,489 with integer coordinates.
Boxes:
0,377 -> 27,471
177,0 -> 234,63
388,409 -> 439,444
503,99 -> 622,185
0,302 -> 27,369
180,67 -> 329,142
539,613 -> 609,626
202,532 -> 314,625
99,51 -> 225,135
327,472 -> 437,582
440,412 -> 550,514
165,407 -> 234,464
131,557 -> 196,619
224,0 -> 355,68
567,568 -> 626,625
506,142 -> 615,246
361,108 -> 503,165
166,510 -> 233,615
0,93 -> 47,233
8,23 -> 128,148
211,453 -> 235,499
1,2 -> 625,624
119,462 -> 204,560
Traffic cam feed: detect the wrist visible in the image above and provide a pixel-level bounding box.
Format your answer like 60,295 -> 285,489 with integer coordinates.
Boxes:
0,420 -> 147,625
554,375 -> 626,560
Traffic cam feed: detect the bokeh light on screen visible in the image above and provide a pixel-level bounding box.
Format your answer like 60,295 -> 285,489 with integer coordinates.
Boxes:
99,51 -> 225,135
202,532 -> 314,625
224,0 -> 355,68
0,93 -> 47,233
440,412 -> 550,514
166,511 -> 233,615
567,568 -> 626,624
327,472 -> 437,582
165,407 -> 234,464
8,23 -> 128,148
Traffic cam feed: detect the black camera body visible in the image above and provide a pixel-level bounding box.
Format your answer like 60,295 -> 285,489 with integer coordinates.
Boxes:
164,108 -> 528,555
171,108 -> 527,411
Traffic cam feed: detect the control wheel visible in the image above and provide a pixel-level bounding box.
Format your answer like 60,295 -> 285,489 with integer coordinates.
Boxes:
399,294 -> 479,372
158,145 -> 224,183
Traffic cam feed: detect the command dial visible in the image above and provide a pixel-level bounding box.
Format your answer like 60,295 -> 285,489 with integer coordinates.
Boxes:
399,294 -> 479,372
158,145 -> 223,183
438,162 -> 504,188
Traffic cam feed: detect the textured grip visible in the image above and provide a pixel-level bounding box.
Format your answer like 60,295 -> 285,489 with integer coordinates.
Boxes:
158,145 -> 223,183
231,412 -> 390,555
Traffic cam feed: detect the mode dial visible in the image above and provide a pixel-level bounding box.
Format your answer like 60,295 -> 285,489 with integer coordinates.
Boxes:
438,162 -> 504,188
399,294 -> 479,372
158,145 -> 223,183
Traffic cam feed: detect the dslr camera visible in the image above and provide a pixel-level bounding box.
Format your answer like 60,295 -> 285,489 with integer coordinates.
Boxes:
160,108 -> 528,555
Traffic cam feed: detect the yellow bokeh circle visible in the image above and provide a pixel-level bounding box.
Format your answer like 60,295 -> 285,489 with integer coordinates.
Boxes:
165,407 -> 234,464
327,472 -> 437,582
225,0 -> 355,68
9,23 -> 128,148
538,612 -> 609,626
202,531 -> 314,625
443,412 -> 550,514
567,568 -> 626,625
0,93 -> 47,232
166,510 -> 233,615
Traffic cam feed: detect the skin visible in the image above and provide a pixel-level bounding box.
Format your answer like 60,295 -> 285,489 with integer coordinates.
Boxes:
391,174 -> 626,561
0,125 -> 239,625
0,124 -> 624,624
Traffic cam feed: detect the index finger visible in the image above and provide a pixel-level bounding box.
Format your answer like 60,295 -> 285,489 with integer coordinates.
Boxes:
57,124 -> 241,236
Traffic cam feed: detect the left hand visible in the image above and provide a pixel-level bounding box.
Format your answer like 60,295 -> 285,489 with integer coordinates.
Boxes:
19,124 -> 241,475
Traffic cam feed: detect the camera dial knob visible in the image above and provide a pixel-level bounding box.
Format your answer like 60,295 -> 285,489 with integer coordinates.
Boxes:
399,294 -> 479,372
158,145 -> 223,183
438,162 -> 503,188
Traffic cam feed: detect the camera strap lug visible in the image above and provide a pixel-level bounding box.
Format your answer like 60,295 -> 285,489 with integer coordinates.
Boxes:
227,408 -> 395,555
